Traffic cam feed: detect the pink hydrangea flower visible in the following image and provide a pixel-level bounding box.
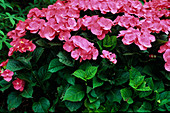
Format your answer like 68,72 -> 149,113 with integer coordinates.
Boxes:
99,1 -> 110,14
113,14 -> 139,28
158,39 -> 170,53
58,31 -> 71,41
118,28 -> 155,50
118,28 -> 141,45
97,17 -> 113,30
38,24 -> 56,41
136,32 -> 155,50
107,0 -> 117,14
0,59 -> 9,67
63,36 -> 99,62
7,30 -> 19,40
12,78 -> 25,92
63,41 -> 75,52
163,49 -> 170,71
26,18 -> 45,34
7,20 -> 28,40
27,8 -> 43,18
100,50 -> 117,64
8,38 -> 36,56
81,15 -> 113,40
1,69 -> 14,82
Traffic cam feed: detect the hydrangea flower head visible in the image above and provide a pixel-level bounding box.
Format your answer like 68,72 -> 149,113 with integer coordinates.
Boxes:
1,69 -> 14,82
100,50 -> 117,64
12,78 -> 25,92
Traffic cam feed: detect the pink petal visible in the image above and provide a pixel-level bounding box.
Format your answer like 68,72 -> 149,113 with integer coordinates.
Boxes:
3,77 -> 12,82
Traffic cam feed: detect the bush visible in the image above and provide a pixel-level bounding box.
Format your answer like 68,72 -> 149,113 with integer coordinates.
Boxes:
0,0 -> 170,112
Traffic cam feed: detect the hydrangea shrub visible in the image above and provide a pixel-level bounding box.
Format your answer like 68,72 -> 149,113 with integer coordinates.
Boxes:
0,0 -> 170,112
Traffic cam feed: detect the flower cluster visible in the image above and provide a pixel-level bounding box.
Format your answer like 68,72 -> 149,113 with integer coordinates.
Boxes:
5,0 -> 170,76
100,50 -> 117,64
81,15 -> 113,40
1,69 -> 14,82
158,39 -> 170,71
139,18 -> 170,34
12,78 -> 25,92
63,36 -> 99,62
8,38 -> 36,56
118,28 -> 155,50
7,20 -> 36,56
0,60 -> 25,91
113,14 -> 139,28
0,59 -> 13,82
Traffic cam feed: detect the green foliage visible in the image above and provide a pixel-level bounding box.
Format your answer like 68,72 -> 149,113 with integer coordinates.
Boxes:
72,63 -> 98,81
32,97 -> 50,113
7,92 -> 22,111
48,58 -> 65,73
63,85 -> 85,102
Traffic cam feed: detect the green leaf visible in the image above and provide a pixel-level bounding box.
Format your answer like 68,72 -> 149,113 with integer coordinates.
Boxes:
86,86 -> 92,94
87,94 -> 98,103
120,88 -> 133,104
17,57 -> 32,70
137,77 -> 153,92
72,66 -> 98,81
49,98 -> 59,112
72,69 -> 86,81
57,51 -> 75,67
0,79 -> 11,92
115,71 -> 129,85
119,102 -> 129,112
129,67 -> 148,90
0,40 -> 3,50
106,88 -> 122,103
64,73 -> 75,85
65,101 -> 82,112
129,75 -> 145,89
84,99 -> 100,110
35,39 -> 49,47
5,3 -> 13,10
0,84 -> 11,92
4,41 -> 12,48
111,103 -> 120,112
137,102 -> 152,112
0,2 -> 6,9
158,91 -> 170,106
0,30 -> 4,36
38,65 -> 52,81
160,71 -> 170,80
103,35 -> 117,48
136,81 -> 151,91
32,47 -> 44,63
32,97 -> 50,113
6,12 -> 15,26
97,40 -> 103,51
85,66 -> 98,80
154,81 -> 165,93
6,59 -> 25,71
7,92 -> 22,111
14,17 -> 25,21
93,76 -> 104,88
63,85 -> 85,102
79,61 -> 92,71
129,67 -> 141,79
139,91 -> 152,98
48,58 -> 65,73
21,84 -> 33,98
